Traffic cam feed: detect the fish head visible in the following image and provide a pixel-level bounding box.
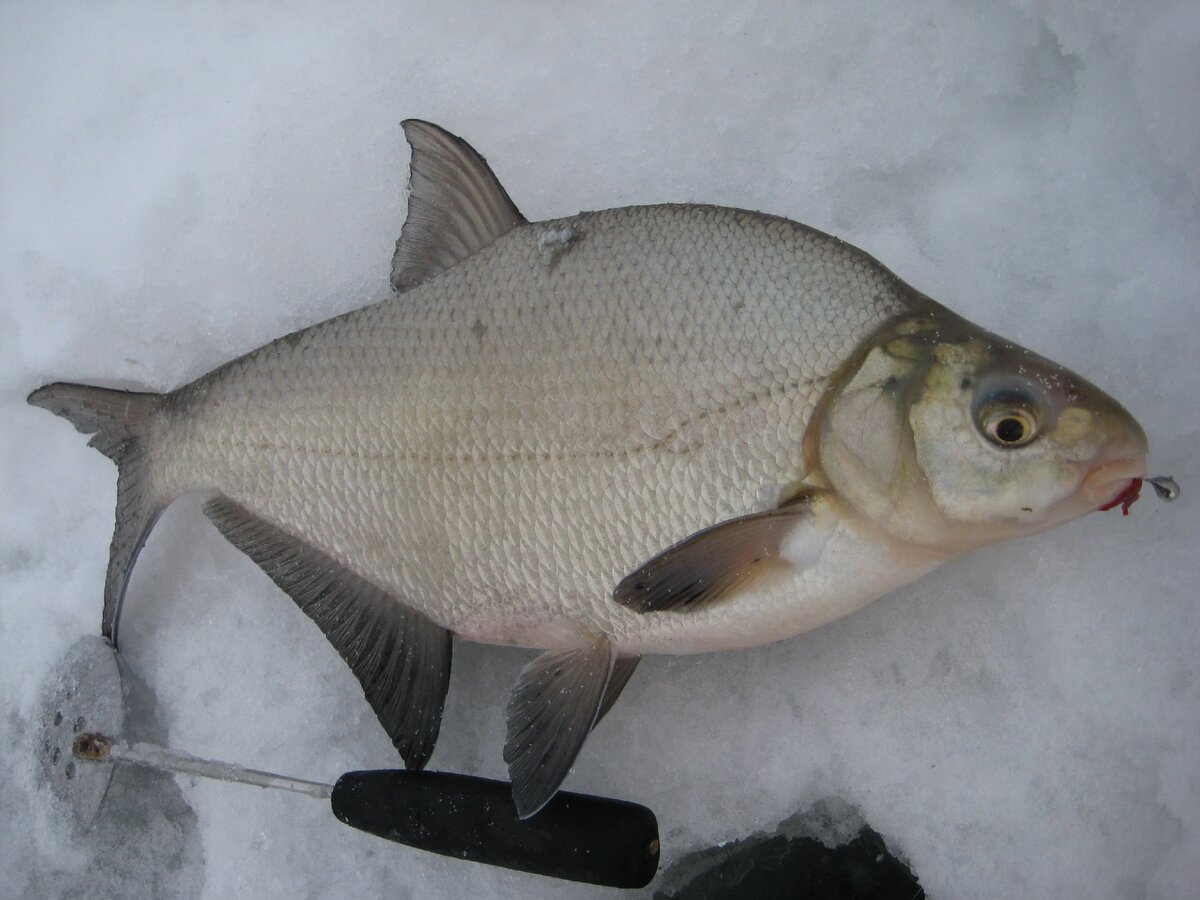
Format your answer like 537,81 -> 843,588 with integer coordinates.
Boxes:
814,308 -> 1148,554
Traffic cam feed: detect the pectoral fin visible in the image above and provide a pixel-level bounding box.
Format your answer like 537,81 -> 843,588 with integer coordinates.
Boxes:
203,497 -> 452,771
503,634 -> 616,818
613,502 -> 818,614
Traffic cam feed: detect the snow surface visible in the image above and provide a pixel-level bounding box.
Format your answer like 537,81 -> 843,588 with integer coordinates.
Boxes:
2,1 -> 1198,897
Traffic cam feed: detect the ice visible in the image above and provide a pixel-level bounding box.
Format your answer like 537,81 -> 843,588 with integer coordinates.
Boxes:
2,1 -> 1197,897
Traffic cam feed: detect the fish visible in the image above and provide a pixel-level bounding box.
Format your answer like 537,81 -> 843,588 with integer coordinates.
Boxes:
29,120 -> 1150,818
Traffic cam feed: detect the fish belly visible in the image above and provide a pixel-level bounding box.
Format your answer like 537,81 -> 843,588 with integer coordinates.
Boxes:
155,204 -> 910,651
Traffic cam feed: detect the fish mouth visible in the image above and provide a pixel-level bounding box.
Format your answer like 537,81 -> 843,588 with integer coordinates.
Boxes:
1082,458 -> 1149,513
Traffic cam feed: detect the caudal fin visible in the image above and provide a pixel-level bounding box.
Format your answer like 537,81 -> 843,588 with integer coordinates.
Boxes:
28,383 -> 168,646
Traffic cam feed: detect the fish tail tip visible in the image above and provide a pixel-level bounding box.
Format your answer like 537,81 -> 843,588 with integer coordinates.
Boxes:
27,381 -> 64,408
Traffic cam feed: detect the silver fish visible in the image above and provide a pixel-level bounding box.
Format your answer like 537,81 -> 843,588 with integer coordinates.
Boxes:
30,121 -> 1149,817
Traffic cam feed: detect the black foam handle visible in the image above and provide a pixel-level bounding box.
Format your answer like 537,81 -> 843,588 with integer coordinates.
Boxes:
329,769 -> 659,889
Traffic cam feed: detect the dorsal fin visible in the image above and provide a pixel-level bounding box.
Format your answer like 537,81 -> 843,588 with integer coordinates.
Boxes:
390,120 -> 527,292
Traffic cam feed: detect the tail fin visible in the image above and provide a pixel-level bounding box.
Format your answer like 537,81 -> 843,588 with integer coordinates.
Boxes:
28,383 -> 168,647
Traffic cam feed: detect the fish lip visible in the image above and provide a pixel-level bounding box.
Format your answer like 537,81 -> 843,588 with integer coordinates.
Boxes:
1081,458 -> 1149,506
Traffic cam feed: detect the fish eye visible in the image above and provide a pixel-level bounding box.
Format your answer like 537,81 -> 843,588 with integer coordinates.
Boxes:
975,390 -> 1041,448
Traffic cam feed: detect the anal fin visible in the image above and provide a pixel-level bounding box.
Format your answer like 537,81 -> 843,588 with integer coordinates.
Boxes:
203,497 -> 451,770
503,634 -> 616,819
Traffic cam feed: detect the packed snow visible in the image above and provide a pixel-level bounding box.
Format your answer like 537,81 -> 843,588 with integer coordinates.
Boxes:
2,1 -> 1197,897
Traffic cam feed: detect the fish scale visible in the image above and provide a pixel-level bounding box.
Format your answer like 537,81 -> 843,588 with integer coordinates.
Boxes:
155,204 -> 906,649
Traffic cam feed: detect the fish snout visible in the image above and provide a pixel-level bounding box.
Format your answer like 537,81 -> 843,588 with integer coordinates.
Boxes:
1080,453 -> 1148,510
1065,386 -> 1149,511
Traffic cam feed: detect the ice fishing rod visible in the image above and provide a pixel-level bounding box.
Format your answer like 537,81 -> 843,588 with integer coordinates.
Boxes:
40,636 -> 659,890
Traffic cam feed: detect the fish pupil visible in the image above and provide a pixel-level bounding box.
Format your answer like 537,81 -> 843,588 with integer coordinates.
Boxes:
995,417 -> 1026,443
